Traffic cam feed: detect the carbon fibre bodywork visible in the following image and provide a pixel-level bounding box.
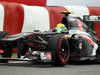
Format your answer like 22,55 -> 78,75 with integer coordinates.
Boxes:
0,15 -> 100,66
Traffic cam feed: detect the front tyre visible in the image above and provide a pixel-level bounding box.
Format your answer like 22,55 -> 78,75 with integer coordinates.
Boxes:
0,46 -> 12,63
48,34 -> 70,67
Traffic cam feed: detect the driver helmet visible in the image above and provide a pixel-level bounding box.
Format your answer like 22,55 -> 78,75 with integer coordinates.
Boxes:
53,23 -> 67,32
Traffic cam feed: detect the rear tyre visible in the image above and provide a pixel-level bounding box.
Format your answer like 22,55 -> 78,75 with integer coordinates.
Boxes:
48,34 -> 70,67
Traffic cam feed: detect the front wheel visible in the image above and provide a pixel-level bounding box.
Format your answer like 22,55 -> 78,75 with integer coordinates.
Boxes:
48,34 -> 70,66
0,46 -> 12,63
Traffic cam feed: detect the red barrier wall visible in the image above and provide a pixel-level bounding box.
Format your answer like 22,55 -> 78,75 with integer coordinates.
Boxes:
1,2 -> 24,35
88,7 -> 100,39
0,2 -> 100,40
45,6 -> 67,29
0,0 -> 46,6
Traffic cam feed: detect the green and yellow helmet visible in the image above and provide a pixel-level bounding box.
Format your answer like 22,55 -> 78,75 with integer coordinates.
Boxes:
53,23 -> 67,33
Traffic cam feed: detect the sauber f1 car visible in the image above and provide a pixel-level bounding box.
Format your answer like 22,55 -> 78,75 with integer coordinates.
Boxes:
0,11 -> 100,67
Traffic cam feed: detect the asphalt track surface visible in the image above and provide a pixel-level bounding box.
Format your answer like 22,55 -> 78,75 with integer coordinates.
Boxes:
0,61 -> 100,75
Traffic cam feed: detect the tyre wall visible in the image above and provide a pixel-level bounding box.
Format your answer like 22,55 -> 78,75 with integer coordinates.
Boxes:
0,2 -> 100,40
0,0 -> 46,6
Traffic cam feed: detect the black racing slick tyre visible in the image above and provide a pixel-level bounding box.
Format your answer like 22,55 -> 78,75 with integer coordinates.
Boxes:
48,34 -> 70,67
0,45 -> 12,63
96,42 -> 100,60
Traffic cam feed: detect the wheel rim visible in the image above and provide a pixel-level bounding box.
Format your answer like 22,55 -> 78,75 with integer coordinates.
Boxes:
79,42 -> 82,50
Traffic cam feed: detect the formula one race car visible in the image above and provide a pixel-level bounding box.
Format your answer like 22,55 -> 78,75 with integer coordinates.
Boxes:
0,11 -> 100,67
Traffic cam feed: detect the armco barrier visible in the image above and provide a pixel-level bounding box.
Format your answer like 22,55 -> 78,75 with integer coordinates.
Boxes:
0,2 -> 100,39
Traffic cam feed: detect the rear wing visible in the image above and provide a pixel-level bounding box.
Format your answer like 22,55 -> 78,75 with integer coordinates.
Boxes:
83,15 -> 100,22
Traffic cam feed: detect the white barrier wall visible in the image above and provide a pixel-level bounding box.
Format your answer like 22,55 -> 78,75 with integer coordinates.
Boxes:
0,2 -> 100,39
0,4 -> 4,31
21,5 -> 50,32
